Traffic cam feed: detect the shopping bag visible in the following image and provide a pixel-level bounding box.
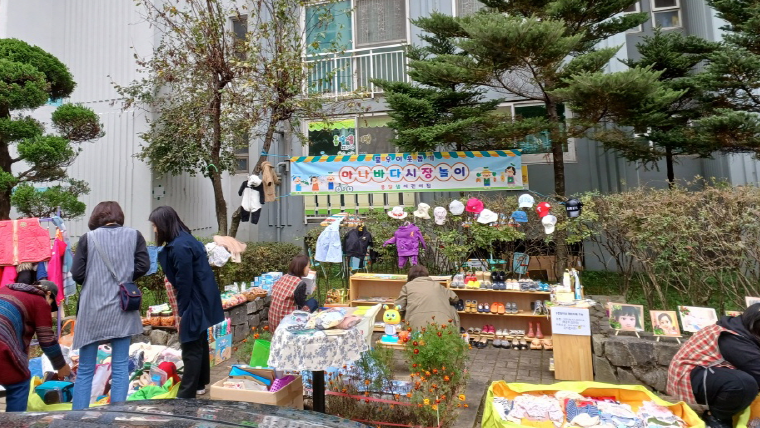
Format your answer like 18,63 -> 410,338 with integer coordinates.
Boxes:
482,381 -> 704,428
90,363 -> 112,404
249,340 -> 271,367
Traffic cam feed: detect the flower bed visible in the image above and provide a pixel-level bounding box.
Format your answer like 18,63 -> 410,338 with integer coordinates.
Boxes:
326,319 -> 469,428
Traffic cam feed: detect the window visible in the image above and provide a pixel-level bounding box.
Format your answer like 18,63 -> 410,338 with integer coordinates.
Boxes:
622,2 -> 642,32
235,132 -> 250,174
306,1 -> 352,53
231,15 -> 248,60
456,0 -> 484,17
651,0 -> 680,29
355,0 -> 407,46
357,115 -> 396,154
307,119 -> 357,156
512,104 -> 567,155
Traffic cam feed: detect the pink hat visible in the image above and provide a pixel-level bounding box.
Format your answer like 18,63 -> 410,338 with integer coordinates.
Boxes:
465,198 -> 484,214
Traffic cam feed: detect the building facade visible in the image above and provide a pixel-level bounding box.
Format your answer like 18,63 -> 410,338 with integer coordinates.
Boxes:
1,0 -> 757,244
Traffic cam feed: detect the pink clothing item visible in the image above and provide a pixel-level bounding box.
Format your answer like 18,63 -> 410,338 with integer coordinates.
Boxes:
0,218 -> 51,265
1,265 -> 17,287
48,239 -> 66,304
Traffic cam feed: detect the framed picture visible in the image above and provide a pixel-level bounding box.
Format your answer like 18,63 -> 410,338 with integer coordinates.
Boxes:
678,306 -> 718,333
726,310 -> 743,317
746,297 -> 760,308
650,310 -> 680,336
608,303 -> 645,332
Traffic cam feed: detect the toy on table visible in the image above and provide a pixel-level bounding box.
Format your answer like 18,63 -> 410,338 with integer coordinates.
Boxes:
381,304 -> 401,343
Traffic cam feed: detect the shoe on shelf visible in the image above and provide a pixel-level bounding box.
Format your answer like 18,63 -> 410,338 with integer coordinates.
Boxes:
493,337 -> 501,348
511,338 -> 520,350
483,303 -> 490,313
519,338 -> 528,350
502,337 -> 511,349
490,302 -> 498,314
456,299 -> 465,311
530,338 -> 542,350
497,303 -> 505,315
536,323 -> 544,339
527,322 -> 535,339
477,303 -> 485,313
542,339 -> 553,350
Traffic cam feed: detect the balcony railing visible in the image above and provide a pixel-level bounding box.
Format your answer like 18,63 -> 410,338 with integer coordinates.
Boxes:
305,44 -> 408,98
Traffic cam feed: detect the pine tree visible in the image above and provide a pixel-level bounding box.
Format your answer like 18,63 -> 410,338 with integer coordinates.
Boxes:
383,0 -> 679,197
590,30 -> 720,184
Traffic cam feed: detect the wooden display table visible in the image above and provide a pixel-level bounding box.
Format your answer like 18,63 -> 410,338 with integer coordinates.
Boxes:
349,273 -> 450,331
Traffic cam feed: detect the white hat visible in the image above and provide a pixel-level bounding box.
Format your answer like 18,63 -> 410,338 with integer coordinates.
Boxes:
518,194 -> 535,208
477,209 -> 498,225
433,207 -> 447,225
413,203 -> 431,219
449,200 -> 465,216
542,215 -> 557,234
387,206 -> 408,220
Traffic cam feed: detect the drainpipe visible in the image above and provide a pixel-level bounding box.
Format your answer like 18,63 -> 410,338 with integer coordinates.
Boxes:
276,160 -> 290,243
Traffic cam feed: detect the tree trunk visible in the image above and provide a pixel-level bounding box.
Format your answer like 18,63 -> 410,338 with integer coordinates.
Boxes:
665,147 -> 675,188
0,145 -> 13,220
252,110 -> 280,175
545,98 -> 567,279
229,206 -> 242,239
210,77 -> 228,235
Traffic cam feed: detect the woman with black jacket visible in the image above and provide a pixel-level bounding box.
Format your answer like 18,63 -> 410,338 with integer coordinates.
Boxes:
150,206 -> 224,399
668,304 -> 760,428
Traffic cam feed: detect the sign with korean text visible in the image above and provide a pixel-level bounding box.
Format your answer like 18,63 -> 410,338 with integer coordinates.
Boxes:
290,151 -> 523,194
550,306 -> 591,336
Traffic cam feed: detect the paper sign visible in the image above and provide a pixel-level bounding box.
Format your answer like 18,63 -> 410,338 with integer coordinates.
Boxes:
550,306 -> 591,336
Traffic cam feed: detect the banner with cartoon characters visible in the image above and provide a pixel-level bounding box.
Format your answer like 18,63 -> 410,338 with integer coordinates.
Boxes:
290,150 -> 523,194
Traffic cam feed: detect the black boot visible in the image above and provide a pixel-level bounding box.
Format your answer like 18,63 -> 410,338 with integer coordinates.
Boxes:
702,411 -> 732,428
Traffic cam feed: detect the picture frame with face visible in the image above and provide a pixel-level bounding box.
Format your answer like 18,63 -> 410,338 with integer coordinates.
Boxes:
608,303 -> 645,332
678,306 -> 718,333
650,310 -> 680,337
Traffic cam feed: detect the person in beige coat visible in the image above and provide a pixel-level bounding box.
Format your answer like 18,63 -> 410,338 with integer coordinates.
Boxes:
395,265 -> 460,331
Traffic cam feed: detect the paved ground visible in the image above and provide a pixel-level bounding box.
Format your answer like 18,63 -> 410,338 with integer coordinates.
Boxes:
201,337 -> 555,428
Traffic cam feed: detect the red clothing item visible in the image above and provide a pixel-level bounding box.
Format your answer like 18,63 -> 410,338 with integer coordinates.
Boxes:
0,284 -> 66,385
667,323 -> 737,403
268,274 -> 301,331
47,238 -> 66,303
0,219 -> 52,265
0,265 -> 16,287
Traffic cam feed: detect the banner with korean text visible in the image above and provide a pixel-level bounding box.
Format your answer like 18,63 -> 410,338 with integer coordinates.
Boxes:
290,150 -> 523,195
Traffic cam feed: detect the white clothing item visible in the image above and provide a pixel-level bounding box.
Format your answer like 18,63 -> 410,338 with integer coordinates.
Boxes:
518,194 -> 535,208
205,243 -> 232,267
477,209 -> 498,224
433,207 -> 447,225
315,221 -> 343,263
413,203 -> 431,219
241,175 -> 263,212
449,200 -> 465,215
542,215 -> 557,234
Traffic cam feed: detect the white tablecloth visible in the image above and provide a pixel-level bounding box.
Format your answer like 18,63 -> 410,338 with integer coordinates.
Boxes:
267,325 -> 368,372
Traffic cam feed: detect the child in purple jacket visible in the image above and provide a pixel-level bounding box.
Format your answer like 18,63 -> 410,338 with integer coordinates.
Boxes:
384,223 -> 427,268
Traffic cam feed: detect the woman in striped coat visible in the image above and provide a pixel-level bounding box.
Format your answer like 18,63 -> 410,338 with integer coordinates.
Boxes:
71,201 -> 150,410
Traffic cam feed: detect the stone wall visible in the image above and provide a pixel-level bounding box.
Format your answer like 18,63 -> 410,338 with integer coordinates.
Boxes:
133,295 -> 271,347
587,295 -> 684,395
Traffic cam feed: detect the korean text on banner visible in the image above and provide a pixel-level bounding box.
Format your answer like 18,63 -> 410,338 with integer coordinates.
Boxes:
290,151 -> 523,195
550,306 -> 591,336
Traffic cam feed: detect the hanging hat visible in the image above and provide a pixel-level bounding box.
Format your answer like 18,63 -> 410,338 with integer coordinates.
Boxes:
387,206 -> 408,220
433,207 -> 447,225
536,202 -> 551,218
518,194 -> 535,208
511,211 -> 528,223
413,203 -> 431,220
565,198 -> 583,218
477,209 -> 498,224
465,198 -> 484,214
449,200 -> 465,216
542,215 -> 557,234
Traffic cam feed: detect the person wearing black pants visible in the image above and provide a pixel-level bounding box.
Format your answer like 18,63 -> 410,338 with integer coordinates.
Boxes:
668,304 -> 760,428
177,334 -> 211,398
150,206 -> 224,399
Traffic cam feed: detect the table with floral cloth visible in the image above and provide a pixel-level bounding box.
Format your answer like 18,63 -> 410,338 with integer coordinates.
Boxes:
267,325 -> 368,413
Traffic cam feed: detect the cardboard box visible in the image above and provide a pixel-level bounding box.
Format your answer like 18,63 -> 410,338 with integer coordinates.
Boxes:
210,373 -> 304,410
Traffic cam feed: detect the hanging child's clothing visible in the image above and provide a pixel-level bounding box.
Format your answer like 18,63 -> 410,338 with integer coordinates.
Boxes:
383,223 -> 427,268
47,237 -> 66,304
343,227 -> 373,268
238,175 -> 265,224
315,221 -> 343,263
0,218 -> 51,265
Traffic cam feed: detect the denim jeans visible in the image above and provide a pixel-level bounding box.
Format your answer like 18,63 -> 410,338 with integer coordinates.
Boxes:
2,377 -> 31,412
72,336 -> 131,410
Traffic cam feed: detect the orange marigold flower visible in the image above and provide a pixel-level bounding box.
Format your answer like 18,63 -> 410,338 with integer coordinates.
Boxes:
424,399 -> 430,405
440,395 -> 446,400
414,348 -> 419,354
342,388 -> 347,393
365,392 -> 370,397
432,369 -> 438,374
406,393 -> 412,398
458,394 -> 466,401
442,366 -> 446,371
425,371 -> 431,376
412,363 -> 417,368
444,376 -> 450,382
448,319 -> 453,323
407,327 -> 412,332
435,399 -> 441,404
365,380 -> 371,385
263,325 -> 269,330
418,404 -> 423,408
413,341 -> 418,346
394,394 -> 400,400
432,384 -> 438,389
464,404 -> 469,408
437,332 -> 442,337
365,399 -> 370,403
253,333 -> 260,339
432,404 -> 438,411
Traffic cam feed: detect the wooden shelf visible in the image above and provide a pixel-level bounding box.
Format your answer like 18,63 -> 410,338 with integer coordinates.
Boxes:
451,288 -> 550,295
457,311 -> 549,318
